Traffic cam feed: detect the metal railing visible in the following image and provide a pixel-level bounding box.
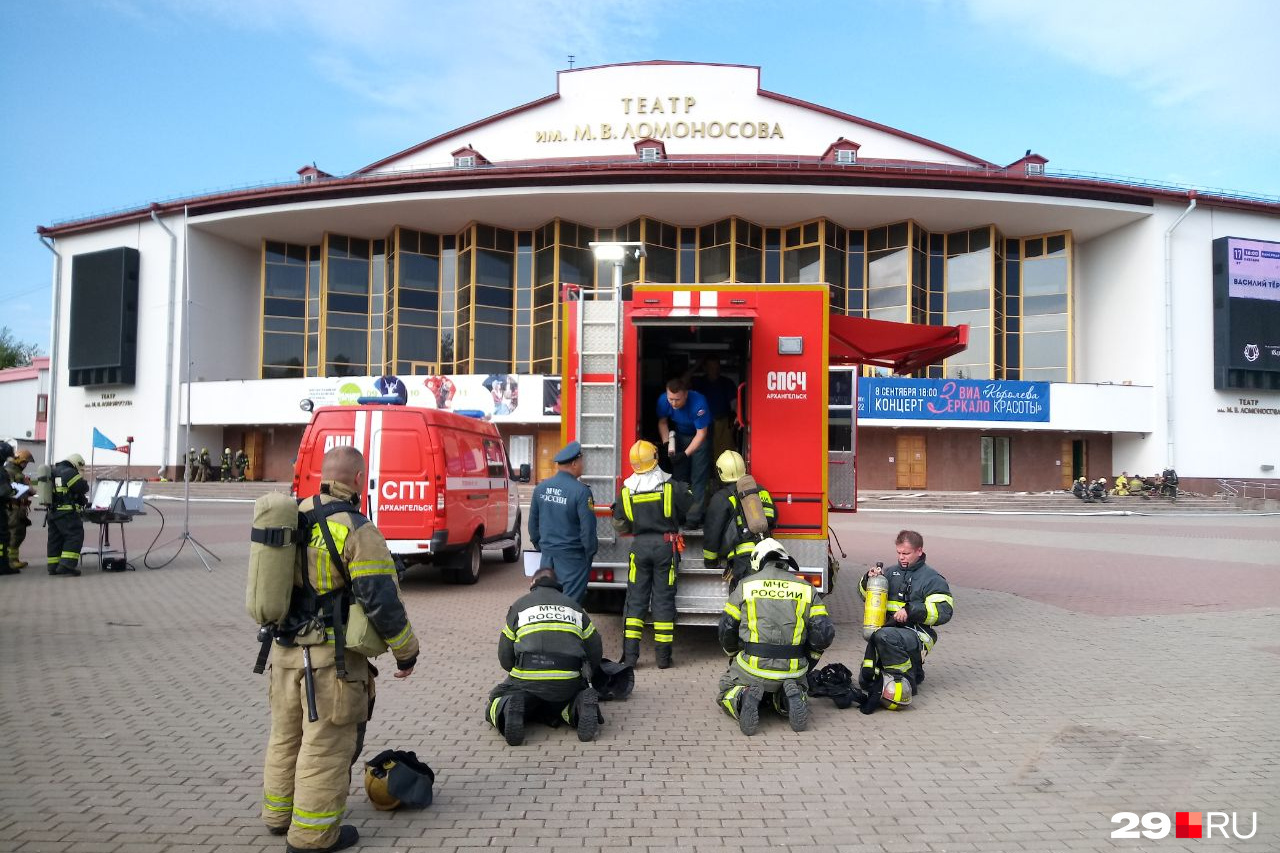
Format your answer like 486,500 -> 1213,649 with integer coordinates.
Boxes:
1217,479 -> 1278,501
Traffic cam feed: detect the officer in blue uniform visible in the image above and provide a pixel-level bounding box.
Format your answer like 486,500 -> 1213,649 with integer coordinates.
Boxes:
527,441 -> 598,603
657,378 -> 712,527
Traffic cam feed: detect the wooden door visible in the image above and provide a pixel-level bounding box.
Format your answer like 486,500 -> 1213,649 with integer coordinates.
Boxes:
246,430 -> 266,481
1061,439 -> 1074,490
895,434 -> 927,489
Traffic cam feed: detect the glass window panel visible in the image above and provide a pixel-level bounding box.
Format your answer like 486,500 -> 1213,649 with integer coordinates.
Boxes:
1022,366 -> 1067,382
265,242 -> 288,264
969,227 -> 991,252
328,257 -> 368,294
265,264 -> 306,298
1022,331 -> 1066,369
802,222 -> 819,244
699,245 -> 731,283
1024,293 -> 1068,315
1025,237 -> 1044,259
328,313 -> 368,331
264,316 -> 305,334
477,249 -> 513,287
397,325 -> 437,362
475,324 -> 513,362
1023,312 -> 1068,333
1047,234 -> 1067,256
868,248 -> 907,287
945,249 -> 991,291
264,297 -> 305,318
397,308 -> 438,327
328,293 -> 368,314
326,329 -> 367,365
475,306 -> 512,325
735,245 -> 762,282
263,364 -> 304,379
398,288 -> 438,311
475,285 -> 513,308
783,246 -> 821,282
867,306 -> 909,323
533,323 -> 554,361
947,289 -> 990,312
888,222 -> 908,247
400,253 -> 438,290
1022,257 -> 1068,296
867,286 -> 908,309
263,333 -> 304,366
646,246 -> 677,282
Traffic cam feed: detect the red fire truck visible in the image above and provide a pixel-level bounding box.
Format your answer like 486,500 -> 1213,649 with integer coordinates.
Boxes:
560,280 -> 966,624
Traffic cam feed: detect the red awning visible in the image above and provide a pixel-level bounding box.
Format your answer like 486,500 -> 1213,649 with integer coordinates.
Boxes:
829,314 -> 968,373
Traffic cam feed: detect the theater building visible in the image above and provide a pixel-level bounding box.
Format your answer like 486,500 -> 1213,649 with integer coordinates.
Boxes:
37,61 -> 1280,492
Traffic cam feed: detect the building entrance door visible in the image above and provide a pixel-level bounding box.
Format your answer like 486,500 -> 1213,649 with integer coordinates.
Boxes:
895,434 -> 927,489
1071,439 -> 1088,482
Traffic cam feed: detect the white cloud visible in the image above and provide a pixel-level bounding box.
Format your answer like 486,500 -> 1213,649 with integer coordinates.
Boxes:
138,0 -> 671,165
960,0 -> 1279,130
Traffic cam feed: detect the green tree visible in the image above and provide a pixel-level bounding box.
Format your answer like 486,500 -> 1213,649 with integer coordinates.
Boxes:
0,327 -> 40,369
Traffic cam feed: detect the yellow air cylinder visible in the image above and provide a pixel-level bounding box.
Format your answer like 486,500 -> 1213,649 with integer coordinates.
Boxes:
862,564 -> 888,639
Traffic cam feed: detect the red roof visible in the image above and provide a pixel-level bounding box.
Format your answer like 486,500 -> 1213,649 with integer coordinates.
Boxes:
829,314 -> 968,373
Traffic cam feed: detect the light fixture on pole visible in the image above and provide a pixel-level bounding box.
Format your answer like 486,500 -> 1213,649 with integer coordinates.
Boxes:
588,241 -> 645,296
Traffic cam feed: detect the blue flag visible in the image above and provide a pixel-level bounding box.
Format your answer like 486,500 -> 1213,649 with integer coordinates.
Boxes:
92,428 -> 119,452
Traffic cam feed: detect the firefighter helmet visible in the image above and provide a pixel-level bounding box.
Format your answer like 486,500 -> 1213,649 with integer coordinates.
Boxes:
0,441 -> 12,465
627,440 -> 658,474
749,537 -> 799,575
364,749 -> 435,811
880,674 -> 913,710
67,453 -> 85,470
14,448 -> 33,466
715,450 -> 746,483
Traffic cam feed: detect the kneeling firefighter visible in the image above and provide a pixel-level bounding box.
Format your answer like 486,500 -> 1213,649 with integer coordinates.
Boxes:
858,530 -> 954,712
702,450 -> 777,592
716,538 -> 835,735
611,440 -> 693,669
485,568 -> 605,746
251,445 -> 418,853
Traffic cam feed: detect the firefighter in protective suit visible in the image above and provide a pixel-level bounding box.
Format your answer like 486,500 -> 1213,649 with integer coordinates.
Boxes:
260,445 -> 418,853
858,530 -> 953,710
47,453 -> 88,577
717,538 -> 835,735
0,441 -> 14,575
611,440 -> 694,669
485,568 -> 604,746
4,448 -> 34,571
702,450 -> 777,591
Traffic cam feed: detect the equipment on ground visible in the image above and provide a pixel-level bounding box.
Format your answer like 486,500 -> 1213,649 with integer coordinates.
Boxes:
591,658 -> 636,701
862,563 -> 888,639
880,673 -> 913,710
364,750 -> 435,810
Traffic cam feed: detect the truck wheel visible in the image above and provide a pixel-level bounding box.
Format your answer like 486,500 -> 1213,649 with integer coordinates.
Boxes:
448,536 -> 482,585
502,515 -> 522,563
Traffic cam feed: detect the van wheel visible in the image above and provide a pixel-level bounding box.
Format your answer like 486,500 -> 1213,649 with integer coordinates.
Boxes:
502,515 -> 522,563
448,536 -> 482,585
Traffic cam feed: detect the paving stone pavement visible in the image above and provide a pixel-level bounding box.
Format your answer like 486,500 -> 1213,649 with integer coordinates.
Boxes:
1,500 -> 1276,853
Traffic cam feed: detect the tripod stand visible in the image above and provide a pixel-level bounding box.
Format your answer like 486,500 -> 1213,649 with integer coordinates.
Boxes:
157,205 -> 220,572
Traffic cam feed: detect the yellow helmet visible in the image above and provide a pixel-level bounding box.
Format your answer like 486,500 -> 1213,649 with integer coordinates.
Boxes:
14,449 -> 33,466
715,450 -> 746,483
66,453 -> 86,470
363,750 -> 435,811
628,440 -> 658,474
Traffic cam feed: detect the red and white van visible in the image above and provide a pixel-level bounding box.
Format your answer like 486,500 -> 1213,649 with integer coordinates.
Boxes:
293,405 -> 521,583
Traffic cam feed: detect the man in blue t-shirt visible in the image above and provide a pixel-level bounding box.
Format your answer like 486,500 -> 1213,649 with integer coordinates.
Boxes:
657,378 -> 712,527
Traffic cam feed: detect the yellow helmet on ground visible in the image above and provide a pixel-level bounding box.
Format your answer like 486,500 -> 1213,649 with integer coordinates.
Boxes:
364,750 -> 435,811
628,440 -> 658,474
715,450 -> 745,483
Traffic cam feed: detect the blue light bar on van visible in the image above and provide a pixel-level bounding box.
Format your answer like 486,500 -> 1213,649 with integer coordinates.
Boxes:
355,395 -> 407,406
453,409 -> 488,420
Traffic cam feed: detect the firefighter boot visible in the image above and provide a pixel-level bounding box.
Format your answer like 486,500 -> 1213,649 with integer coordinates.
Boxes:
655,643 -> 672,670
782,680 -> 809,732
286,824 -> 358,853
575,688 -> 600,742
10,546 -> 26,570
738,685 -> 763,736
621,638 -> 640,668
501,693 -> 525,747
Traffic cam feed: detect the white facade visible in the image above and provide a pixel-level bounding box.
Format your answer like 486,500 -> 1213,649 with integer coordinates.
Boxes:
38,62 -> 1280,485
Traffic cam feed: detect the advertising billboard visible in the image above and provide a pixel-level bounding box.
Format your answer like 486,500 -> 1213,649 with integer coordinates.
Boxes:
1212,237 -> 1280,389
857,377 -> 1050,422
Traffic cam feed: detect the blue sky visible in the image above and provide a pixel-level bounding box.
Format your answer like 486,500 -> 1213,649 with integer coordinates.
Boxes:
3,0 -> 1277,354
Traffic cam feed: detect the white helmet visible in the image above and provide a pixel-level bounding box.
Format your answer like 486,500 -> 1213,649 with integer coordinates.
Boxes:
749,537 -> 799,574
880,674 -> 913,710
